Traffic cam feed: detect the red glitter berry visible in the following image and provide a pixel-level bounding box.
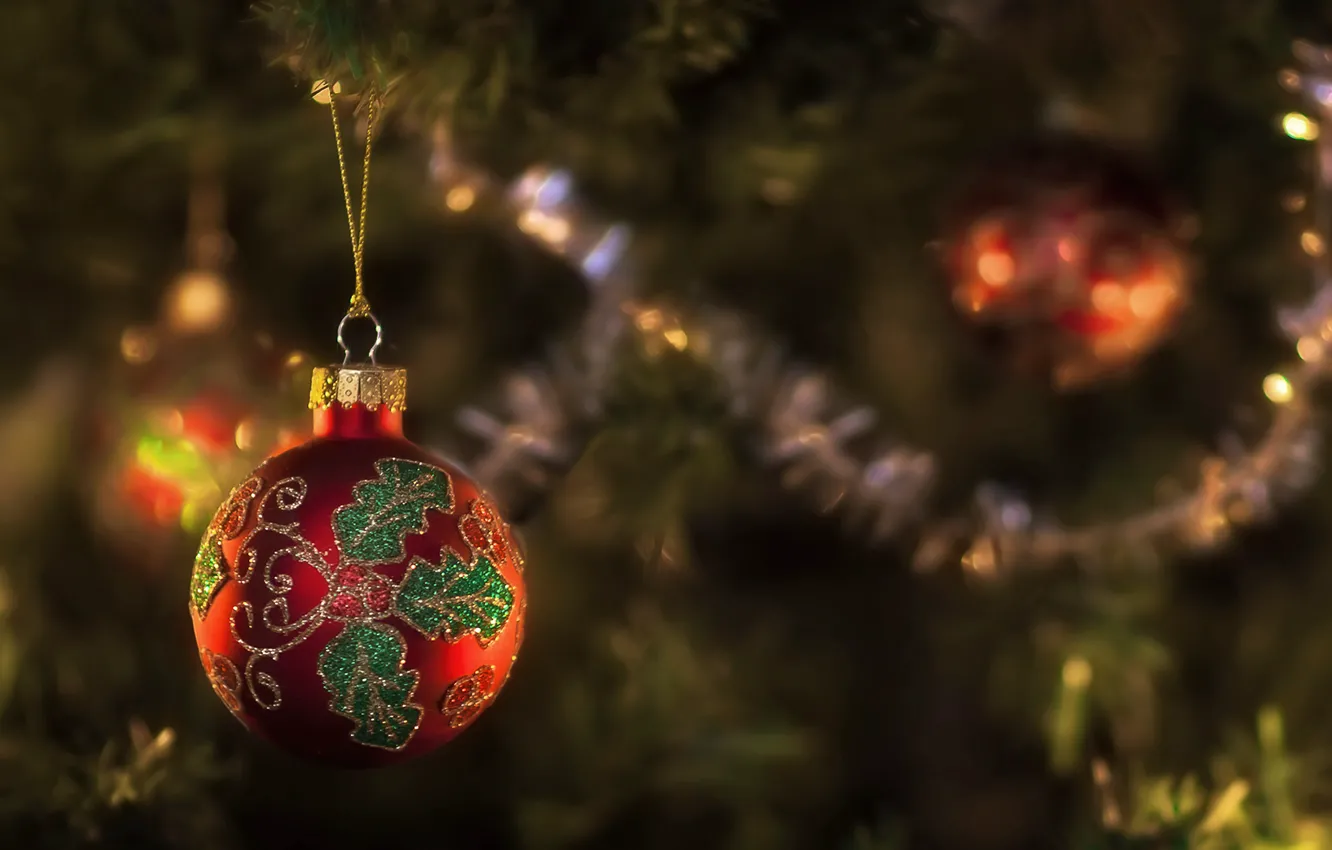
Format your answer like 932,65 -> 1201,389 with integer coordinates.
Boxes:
461,499 -> 513,563
461,517 -> 488,552
440,666 -> 498,728
366,585 -> 391,614
490,529 -> 510,562
474,665 -> 496,692
334,564 -> 367,587
473,500 -> 495,524
329,593 -> 365,619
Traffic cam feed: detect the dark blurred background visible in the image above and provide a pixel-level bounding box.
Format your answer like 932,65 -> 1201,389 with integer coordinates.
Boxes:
5,1 -> 1332,848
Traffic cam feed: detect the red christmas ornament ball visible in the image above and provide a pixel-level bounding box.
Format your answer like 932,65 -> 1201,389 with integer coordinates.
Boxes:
943,137 -> 1192,387
190,363 -> 527,768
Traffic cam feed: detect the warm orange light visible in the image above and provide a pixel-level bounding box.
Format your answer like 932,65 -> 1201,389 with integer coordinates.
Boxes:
517,210 -> 541,234
1264,373 -> 1294,404
663,327 -> 689,351
119,326 -> 157,364
311,79 -> 342,105
234,419 -> 255,451
1302,230 -> 1326,257
539,216 -> 571,246
977,250 -> 1015,287
1057,237 -> 1079,262
1298,337 -> 1324,362
446,185 -> 476,212
1091,282 -> 1128,316
517,209 -> 570,246
1062,656 -> 1092,688
634,307 -> 664,332
1283,112 -> 1319,140
164,269 -> 231,333
1129,281 -> 1175,322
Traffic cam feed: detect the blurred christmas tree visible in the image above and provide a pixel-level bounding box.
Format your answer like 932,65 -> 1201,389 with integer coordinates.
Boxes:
6,0 -> 1332,848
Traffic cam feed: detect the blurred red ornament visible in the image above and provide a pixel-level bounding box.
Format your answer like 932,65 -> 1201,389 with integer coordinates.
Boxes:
93,331 -> 314,556
944,137 -> 1192,387
190,363 -> 526,768
120,464 -> 186,527
176,394 -> 244,453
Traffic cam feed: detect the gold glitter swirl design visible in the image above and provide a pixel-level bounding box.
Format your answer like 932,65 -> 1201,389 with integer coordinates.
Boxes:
210,462 -> 456,752
229,476 -> 330,711
308,365 -> 407,412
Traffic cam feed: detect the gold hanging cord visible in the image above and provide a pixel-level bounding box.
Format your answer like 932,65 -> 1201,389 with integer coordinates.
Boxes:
329,86 -> 379,319
324,84 -> 386,365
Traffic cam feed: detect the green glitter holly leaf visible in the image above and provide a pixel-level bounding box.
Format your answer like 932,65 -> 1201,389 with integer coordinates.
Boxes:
396,551 -> 515,646
333,459 -> 454,566
317,623 -> 423,751
189,531 -> 226,618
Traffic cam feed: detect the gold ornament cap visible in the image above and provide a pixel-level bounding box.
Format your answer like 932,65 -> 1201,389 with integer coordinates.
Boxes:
309,364 -> 407,412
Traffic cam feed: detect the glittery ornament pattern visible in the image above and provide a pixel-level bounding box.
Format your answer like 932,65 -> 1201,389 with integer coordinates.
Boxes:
190,536 -> 226,618
216,465 -> 457,752
440,666 -> 497,728
332,459 -> 454,565
327,564 -> 396,622
396,550 -> 515,646
318,623 -> 424,750
229,477 -> 327,713
460,496 -> 524,573
196,443 -> 525,762
309,366 -> 407,412
190,476 -> 264,617
202,648 -> 244,717
217,477 -> 264,539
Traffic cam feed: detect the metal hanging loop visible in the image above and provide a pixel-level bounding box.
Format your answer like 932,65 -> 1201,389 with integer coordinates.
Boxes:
337,311 -> 384,365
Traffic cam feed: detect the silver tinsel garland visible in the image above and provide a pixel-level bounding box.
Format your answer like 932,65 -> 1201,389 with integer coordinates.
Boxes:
434,42 -> 1332,573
